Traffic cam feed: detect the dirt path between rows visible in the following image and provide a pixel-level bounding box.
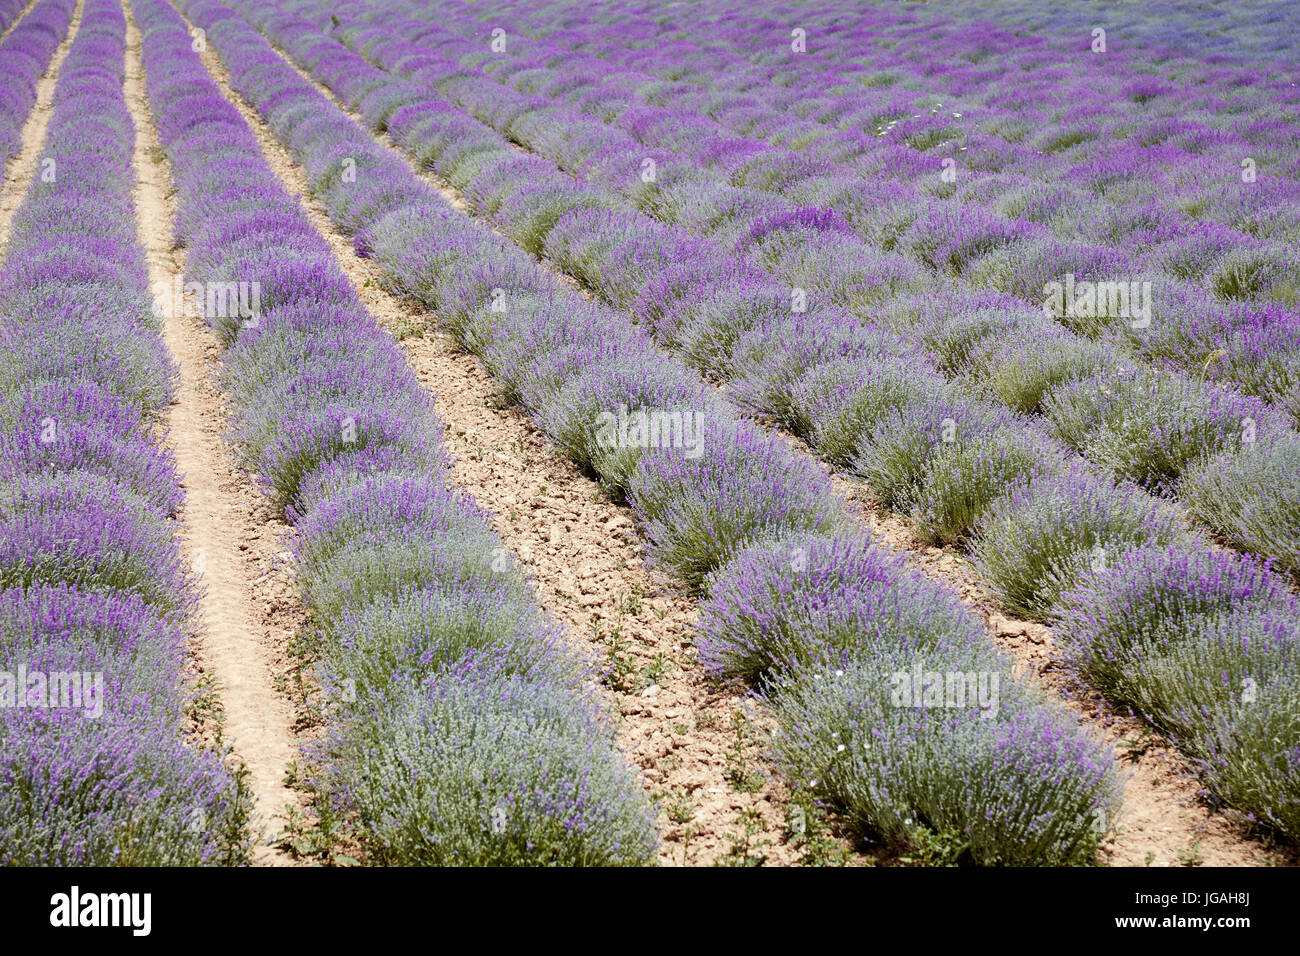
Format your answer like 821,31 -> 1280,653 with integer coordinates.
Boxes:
177,0 -> 823,866
0,0 -> 81,246
124,0 -> 306,866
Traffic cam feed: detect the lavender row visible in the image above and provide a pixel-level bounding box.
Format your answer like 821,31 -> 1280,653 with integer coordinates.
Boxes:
133,0 -> 656,865
350,0 -> 1300,423
0,0 -> 73,168
332,0 -> 1300,430
422,0 -> 1300,259
255,0 -> 1300,843
0,0 -> 247,865
233,0 -> 1300,585
196,0 -> 1129,863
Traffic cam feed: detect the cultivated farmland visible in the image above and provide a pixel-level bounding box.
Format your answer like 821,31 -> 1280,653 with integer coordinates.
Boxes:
1,0 -> 1298,873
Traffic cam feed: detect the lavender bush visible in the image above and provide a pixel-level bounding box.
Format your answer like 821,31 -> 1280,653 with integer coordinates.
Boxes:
972,470 -> 1185,619
768,649 -> 1122,866
790,355 -> 951,464
1044,366 -> 1294,496
325,660 -> 657,866
630,421 -> 846,589
1054,544 -> 1300,839
1180,441 -> 1300,572
1053,543 -> 1298,738
0,0 -> 246,864
697,531 -> 989,682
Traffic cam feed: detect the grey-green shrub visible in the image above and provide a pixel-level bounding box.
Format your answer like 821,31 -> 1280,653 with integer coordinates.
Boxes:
1181,440 -> 1300,572
1044,365 -> 1292,495
972,469 -> 1185,619
327,663 -> 658,866
769,647 -> 1122,866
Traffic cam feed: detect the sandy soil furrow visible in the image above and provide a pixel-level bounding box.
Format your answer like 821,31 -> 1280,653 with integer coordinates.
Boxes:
0,0 -> 81,247
124,0 -> 306,866
175,1 -> 823,866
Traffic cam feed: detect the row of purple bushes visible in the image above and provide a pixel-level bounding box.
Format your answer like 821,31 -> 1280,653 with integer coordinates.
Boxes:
134,0 -> 657,865
309,0 -> 1300,581
235,0 -> 1298,845
0,0 -> 249,864
190,0 -> 1133,863
0,0 -> 71,167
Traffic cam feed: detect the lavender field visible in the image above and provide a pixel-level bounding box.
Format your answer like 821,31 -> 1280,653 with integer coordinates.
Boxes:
0,0 -> 1298,871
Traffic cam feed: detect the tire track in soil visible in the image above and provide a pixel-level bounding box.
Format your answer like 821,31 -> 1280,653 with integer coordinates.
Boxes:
177,0 -> 825,866
124,0 -> 306,866
0,0 -> 82,247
